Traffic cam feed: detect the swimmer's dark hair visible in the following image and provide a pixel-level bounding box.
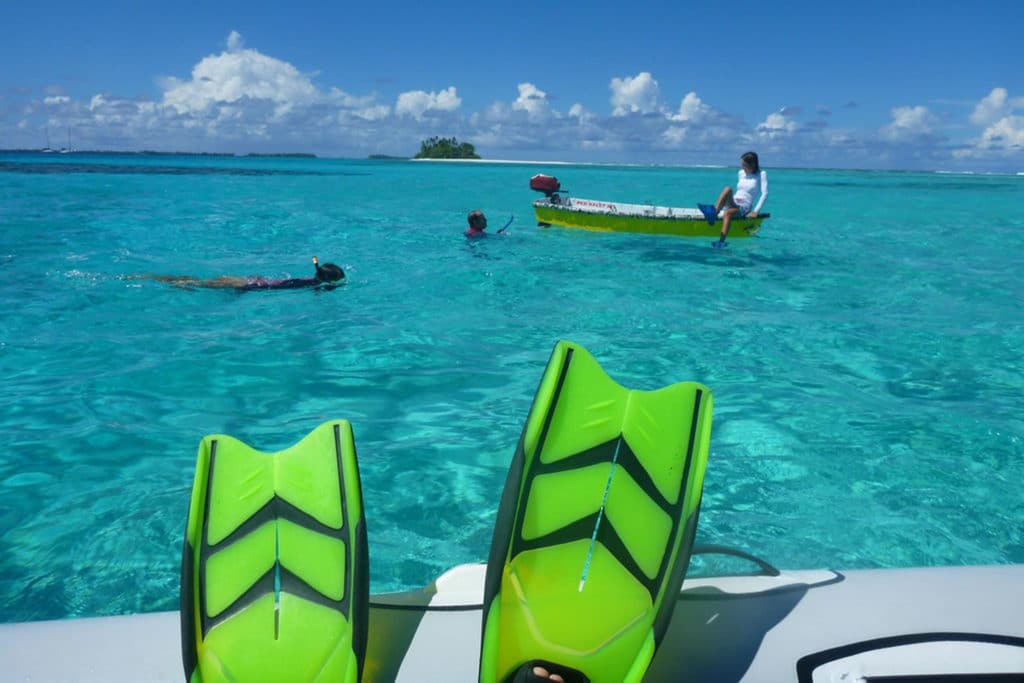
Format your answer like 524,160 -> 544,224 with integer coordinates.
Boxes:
467,210 -> 487,229
312,256 -> 345,282
741,151 -> 760,173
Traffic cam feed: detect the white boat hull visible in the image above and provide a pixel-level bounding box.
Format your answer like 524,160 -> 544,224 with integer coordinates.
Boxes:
3,562 -> 1022,681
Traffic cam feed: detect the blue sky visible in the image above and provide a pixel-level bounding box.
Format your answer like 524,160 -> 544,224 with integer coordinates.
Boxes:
2,0 -> 1022,171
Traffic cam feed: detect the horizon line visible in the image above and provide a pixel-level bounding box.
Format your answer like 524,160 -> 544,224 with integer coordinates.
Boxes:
1,149 -> 1020,176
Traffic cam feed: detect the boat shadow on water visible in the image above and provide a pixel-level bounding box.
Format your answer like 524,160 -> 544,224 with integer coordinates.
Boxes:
602,237 -> 813,271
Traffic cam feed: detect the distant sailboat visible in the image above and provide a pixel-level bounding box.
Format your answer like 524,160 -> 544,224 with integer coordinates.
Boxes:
59,127 -> 72,154
41,130 -> 55,153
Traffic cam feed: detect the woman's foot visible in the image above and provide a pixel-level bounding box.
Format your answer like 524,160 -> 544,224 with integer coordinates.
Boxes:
512,661 -> 588,683
512,663 -> 571,682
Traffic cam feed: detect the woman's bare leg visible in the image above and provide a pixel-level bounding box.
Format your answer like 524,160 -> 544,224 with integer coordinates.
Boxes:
122,274 -> 248,289
719,207 -> 740,241
128,274 -> 202,288
715,186 -> 734,211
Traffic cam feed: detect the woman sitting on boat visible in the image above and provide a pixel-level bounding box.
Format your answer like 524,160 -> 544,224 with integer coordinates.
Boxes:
700,151 -> 768,247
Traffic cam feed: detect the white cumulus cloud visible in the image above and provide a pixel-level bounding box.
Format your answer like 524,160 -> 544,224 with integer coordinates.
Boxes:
513,82 -> 548,118
351,104 -> 391,121
610,72 -> 661,116
662,126 -> 687,147
226,30 -> 244,52
473,102 -> 512,125
881,105 -> 937,140
968,87 -> 1024,126
86,94 -> 154,126
958,87 -> 1024,156
160,33 -> 320,115
669,92 -> 711,123
977,115 -> 1024,149
758,111 -> 798,138
395,86 -> 461,120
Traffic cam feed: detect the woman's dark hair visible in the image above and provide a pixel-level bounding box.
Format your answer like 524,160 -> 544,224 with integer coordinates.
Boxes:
741,151 -> 760,173
315,263 -> 345,282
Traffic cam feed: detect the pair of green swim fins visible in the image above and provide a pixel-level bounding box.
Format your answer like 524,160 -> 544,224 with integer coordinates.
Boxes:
181,340 -> 713,683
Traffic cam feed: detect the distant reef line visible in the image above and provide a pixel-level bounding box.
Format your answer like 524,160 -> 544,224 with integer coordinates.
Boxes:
2,149 -> 427,160
0,149 -> 324,158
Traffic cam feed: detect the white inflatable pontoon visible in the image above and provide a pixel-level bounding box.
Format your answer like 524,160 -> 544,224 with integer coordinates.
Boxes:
3,553 -> 1023,682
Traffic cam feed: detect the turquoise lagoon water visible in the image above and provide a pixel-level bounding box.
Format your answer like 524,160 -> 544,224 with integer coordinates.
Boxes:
1,152 -> 1022,623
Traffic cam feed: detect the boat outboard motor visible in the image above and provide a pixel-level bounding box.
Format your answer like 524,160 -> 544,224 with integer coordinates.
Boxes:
529,174 -> 564,203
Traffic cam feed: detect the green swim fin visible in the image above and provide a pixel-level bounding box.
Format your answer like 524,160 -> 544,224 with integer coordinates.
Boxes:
479,341 -> 713,683
180,420 -> 368,682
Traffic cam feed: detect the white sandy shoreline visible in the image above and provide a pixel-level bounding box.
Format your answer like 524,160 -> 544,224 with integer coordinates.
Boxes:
409,158 -> 732,169
410,158 -> 575,165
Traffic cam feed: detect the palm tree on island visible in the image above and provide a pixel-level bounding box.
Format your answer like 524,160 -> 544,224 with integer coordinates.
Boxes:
414,136 -> 480,159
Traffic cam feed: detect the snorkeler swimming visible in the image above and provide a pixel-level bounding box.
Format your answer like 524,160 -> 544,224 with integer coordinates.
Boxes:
465,210 -> 514,237
124,257 -> 345,291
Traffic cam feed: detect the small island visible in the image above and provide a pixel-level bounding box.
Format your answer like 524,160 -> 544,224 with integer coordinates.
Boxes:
414,136 -> 480,160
